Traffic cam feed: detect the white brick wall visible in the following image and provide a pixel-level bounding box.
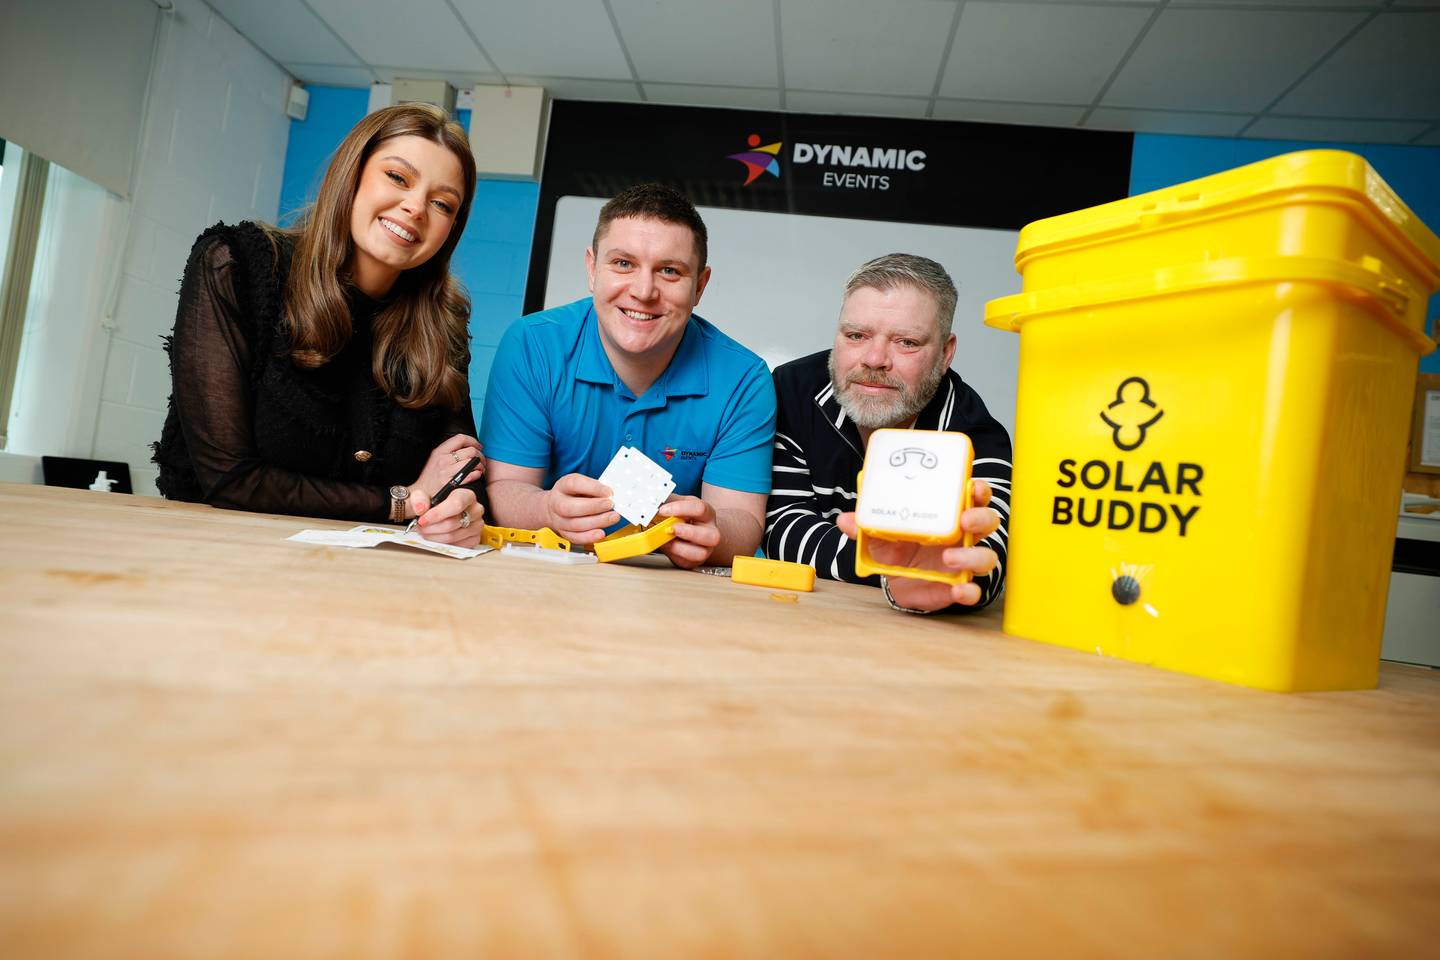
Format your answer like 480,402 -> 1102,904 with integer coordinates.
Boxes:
93,0 -> 291,496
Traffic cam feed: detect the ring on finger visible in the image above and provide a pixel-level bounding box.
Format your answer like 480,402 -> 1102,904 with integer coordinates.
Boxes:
452,450 -> 461,463
458,509 -> 471,529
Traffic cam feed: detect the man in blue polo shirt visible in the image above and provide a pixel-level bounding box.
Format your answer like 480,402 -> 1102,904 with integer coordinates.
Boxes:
481,184 -> 776,568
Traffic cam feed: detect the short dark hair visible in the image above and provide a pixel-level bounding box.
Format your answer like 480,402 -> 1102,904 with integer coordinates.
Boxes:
592,183 -> 708,269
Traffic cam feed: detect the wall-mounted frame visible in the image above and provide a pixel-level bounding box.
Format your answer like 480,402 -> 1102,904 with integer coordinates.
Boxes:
1410,373 -> 1440,475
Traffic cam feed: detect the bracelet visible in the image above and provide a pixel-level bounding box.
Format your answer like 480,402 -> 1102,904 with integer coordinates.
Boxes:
881,575 -> 933,616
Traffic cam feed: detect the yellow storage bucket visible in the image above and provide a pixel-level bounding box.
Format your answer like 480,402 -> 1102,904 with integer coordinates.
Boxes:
984,150 -> 1439,692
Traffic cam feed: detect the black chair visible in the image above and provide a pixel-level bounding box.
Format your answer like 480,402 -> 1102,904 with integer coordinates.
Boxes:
41,456 -> 133,494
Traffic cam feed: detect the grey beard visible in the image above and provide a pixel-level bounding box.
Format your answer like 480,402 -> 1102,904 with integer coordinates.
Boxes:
827,350 -> 947,431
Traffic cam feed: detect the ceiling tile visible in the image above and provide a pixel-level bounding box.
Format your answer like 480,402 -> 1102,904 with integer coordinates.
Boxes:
1245,116 -> 1432,144
785,90 -> 931,119
284,63 -> 376,87
1181,0 -> 1383,6
506,77 -> 644,102
941,2 -> 1152,105
306,0 -> 488,73
1275,12 -> 1440,119
1103,8 -> 1365,113
932,99 -> 1087,127
611,0 -> 777,86
781,0 -> 957,97
371,66 -> 505,88
207,0 -> 360,66
450,0 -> 634,80
644,84 -> 781,110
1086,107 -> 1250,136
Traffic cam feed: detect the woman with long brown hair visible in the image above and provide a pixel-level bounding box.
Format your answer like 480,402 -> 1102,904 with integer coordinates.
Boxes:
153,103 -> 485,545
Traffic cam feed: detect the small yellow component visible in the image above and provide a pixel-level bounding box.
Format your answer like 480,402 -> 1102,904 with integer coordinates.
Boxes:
732,556 -> 816,592
592,515 -> 681,562
480,525 -> 573,552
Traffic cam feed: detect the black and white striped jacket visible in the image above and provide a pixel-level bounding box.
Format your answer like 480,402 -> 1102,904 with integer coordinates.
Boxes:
763,350 -> 1012,609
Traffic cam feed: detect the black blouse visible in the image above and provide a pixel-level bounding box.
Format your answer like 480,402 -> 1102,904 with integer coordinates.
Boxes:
153,222 -> 476,521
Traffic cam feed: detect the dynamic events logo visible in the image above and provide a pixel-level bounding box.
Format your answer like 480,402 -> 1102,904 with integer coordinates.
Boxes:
726,133 -> 783,186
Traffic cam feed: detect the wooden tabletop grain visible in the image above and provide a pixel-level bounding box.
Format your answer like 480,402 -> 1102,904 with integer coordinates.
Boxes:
1,482 -> 1437,959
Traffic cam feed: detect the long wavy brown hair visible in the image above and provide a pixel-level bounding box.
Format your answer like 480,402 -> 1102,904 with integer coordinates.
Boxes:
270,103 -> 477,410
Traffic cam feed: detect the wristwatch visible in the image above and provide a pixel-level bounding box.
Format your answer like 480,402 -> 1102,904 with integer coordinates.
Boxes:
388,484 -> 410,523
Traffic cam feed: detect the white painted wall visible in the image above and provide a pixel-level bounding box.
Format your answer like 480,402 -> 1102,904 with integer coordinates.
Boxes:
6,162 -> 126,459
75,0 -> 291,495
545,197 -> 1024,436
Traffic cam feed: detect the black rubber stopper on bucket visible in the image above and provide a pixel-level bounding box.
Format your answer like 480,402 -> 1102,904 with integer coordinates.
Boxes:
1112,575 -> 1141,605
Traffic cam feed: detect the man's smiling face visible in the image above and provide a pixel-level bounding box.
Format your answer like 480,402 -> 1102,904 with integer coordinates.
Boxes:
829,284 -> 955,430
585,216 -> 711,369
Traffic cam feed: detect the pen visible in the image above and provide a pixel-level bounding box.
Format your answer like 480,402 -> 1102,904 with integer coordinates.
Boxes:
405,456 -> 482,534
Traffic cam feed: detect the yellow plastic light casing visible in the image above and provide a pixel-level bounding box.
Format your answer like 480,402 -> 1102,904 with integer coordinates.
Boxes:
480,525 -> 572,552
591,516 -> 681,562
732,556 -> 815,592
853,429 -> 976,587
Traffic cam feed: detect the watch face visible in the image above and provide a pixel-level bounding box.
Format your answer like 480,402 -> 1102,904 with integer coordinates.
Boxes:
390,485 -> 408,500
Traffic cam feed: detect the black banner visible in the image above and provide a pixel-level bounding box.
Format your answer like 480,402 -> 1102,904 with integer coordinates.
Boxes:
527,100 -> 1133,313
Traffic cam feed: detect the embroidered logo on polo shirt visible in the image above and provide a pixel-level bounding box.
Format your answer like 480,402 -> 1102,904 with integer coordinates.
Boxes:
660,446 -> 707,462
661,446 -> 677,462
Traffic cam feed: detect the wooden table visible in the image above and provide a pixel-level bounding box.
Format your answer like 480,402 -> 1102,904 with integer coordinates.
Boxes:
1,483 -> 1437,958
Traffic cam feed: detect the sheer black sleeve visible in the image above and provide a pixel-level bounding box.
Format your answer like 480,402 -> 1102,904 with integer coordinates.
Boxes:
168,237 -> 390,520
438,360 -> 488,514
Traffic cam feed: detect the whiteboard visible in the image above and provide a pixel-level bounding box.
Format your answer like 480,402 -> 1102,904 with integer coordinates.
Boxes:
544,196 -> 1024,435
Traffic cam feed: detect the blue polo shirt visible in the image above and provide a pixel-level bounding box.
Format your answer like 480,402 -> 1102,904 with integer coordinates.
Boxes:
480,297 -> 776,497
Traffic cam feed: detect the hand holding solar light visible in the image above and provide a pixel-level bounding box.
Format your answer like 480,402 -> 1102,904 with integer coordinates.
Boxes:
839,429 -> 1001,611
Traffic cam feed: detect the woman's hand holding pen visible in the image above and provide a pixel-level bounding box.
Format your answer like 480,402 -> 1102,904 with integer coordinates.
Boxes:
412,486 -> 484,548
403,434 -> 485,547
411,434 -> 484,504
406,434 -> 484,518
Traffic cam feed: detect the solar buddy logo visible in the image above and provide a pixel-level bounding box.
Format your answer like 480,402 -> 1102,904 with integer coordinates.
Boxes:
1051,377 -> 1203,537
727,134 -> 783,186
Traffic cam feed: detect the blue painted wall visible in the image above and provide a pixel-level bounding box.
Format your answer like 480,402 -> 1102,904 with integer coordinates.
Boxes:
277,86 -> 370,225
277,87 -> 538,420
1130,133 -> 1440,374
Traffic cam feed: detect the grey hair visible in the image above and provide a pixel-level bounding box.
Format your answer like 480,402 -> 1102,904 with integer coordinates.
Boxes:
842,253 -> 958,339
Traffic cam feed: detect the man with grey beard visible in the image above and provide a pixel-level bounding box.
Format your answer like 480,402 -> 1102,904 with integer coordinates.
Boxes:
764,254 -> 1011,613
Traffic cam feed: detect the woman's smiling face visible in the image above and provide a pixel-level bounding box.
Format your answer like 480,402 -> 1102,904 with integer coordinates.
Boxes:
347,134 -> 464,296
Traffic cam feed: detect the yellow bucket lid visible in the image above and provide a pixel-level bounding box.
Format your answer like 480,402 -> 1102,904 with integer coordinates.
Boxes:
984,253 -> 1437,356
1013,150 -> 1440,286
